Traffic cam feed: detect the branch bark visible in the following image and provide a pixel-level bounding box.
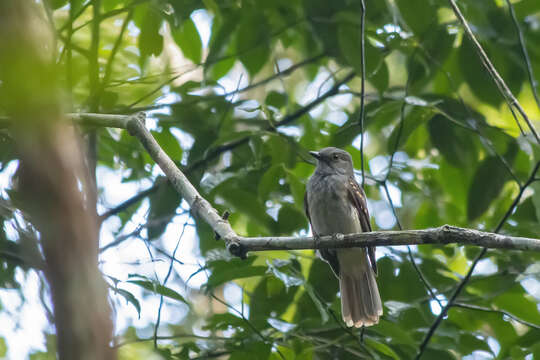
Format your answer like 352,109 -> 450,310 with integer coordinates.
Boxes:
121,114 -> 540,256
125,113 -> 237,242
229,225 -> 539,253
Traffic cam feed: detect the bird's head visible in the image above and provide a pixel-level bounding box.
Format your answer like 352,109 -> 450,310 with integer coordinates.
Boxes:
310,147 -> 354,176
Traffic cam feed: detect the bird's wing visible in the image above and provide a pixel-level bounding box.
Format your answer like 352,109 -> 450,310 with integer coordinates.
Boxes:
304,191 -> 340,277
347,177 -> 377,275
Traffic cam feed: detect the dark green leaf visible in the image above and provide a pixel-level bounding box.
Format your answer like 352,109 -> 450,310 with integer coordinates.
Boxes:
265,91 -> 288,109
172,18 -> 202,64
387,106 -> 434,153
428,114 -> 477,167
236,13 -> 270,76
395,0 -> 438,36
364,338 -> 400,360
467,156 -> 511,221
135,4 -> 164,65
50,0 -> 68,10
115,288 -> 141,318
229,341 -> 271,360
277,203 -> 307,235
337,22 -> 382,76
127,279 -> 189,305
147,181 -> 180,239
206,257 -> 267,289
458,333 -> 492,356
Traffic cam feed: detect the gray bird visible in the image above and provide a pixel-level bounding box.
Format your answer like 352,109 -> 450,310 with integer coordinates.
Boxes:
304,147 -> 382,327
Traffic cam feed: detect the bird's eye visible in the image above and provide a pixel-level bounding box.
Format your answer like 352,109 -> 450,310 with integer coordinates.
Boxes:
333,154 -> 339,160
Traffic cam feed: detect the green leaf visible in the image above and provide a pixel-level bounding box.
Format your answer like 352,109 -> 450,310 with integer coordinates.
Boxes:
266,259 -> 304,288
370,61 -> 389,93
365,338 -> 400,360
337,22 -> 382,77
277,203 -> 307,235
206,257 -> 267,289
134,4 -> 164,65
127,279 -> 189,305
285,169 -> 306,209
531,182 -> 540,221
115,288 -> 141,318
458,38 -> 525,107
258,164 -> 285,200
458,333 -> 492,356
303,282 -> 329,324
250,276 -> 299,324
151,129 -> 183,159
428,114 -> 477,167
265,91 -> 288,109
229,341 -> 271,360
467,156 -> 511,221
147,181 -> 181,239
372,319 -> 416,346
102,0 -> 123,12
236,13 -> 270,76
395,0 -> 438,36
387,106 -> 434,153
70,0 -> 84,13
172,18 -> 202,64
493,285 -> 540,325
0,337 -> 6,357
50,0 -> 68,9
205,11 -> 239,79
203,313 -> 247,332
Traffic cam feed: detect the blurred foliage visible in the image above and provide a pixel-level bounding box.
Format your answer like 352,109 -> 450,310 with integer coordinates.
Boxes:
1,0 -> 540,359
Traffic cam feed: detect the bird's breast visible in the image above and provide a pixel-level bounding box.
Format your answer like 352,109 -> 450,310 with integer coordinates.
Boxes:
307,175 -> 361,236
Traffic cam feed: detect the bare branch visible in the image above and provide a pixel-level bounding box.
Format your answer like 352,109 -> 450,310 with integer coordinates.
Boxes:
125,113 -> 237,241
230,225 -> 539,253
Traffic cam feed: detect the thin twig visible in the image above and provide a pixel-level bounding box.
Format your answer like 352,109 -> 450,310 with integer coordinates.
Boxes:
452,302 -> 540,330
99,181 -> 162,222
153,222 -> 187,349
382,183 -> 442,308
101,10 -> 133,96
448,0 -> 540,143
504,0 -> 540,111
114,333 -> 230,348
359,0 -> 366,188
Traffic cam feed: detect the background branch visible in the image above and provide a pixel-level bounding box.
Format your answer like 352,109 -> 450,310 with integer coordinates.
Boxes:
448,0 -> 540,143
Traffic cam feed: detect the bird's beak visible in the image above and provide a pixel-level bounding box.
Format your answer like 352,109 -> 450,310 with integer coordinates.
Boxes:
309,151 -> 321,160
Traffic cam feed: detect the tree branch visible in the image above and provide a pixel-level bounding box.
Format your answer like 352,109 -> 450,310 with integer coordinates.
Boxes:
125,113 -> 237,242
119,113 -> 540,257
227,225 -> 539,253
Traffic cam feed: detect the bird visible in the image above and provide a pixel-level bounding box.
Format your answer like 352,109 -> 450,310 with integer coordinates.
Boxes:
304,147 -> 382,327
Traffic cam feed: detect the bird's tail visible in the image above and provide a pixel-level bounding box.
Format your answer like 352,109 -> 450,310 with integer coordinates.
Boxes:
339,250 -> 382,327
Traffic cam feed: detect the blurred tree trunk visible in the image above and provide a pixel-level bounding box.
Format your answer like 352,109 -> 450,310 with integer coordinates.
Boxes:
0,2 -> 115,360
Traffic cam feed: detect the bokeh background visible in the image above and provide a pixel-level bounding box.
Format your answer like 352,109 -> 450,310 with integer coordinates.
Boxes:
1,0 -> 540,359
